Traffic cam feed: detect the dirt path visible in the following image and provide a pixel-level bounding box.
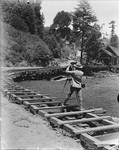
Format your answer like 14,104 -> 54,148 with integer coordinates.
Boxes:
1,93 -> 83,150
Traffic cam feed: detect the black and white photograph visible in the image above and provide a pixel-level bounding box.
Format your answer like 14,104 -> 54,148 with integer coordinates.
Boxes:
1,0 -> 119,149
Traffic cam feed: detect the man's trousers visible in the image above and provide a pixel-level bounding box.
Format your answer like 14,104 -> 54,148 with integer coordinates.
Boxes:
64,86 -> 83,110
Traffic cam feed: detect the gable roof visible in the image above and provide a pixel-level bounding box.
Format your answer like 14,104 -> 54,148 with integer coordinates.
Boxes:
102,48 -> 116,58
102,38 -> 119,57
106,46 -> 118,57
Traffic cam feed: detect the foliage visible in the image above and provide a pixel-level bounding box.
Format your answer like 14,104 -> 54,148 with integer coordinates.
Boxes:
72,0 -> 102,64
110,34 -> 119,48
34,3 -> 44,38
85,24 -> 102,63
73,0 -> 97,36
24,34 -> 53,66
3,22 -> 53,66
2,2 -> 28,32
2,0 -> 44,36
61,45 -> 71,59
53,11 -> 71,28
50,11 -> 72,40
43,34 -> 61,58
109,21 -> 119,48
109,21 -> 116,37
2,1 -> 53,66
1,0 -> 108,67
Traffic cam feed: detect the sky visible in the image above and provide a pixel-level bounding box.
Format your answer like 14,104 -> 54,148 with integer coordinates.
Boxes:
41,0 -> 119,37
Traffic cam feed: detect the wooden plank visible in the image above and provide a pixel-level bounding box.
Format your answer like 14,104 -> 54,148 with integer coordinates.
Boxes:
81,132 -> 119,150
24,101 -> 60,106
30,105 -> 62,114
4,88 -> 26,92
38,110 -> 47,118
50,117 -> 61,126
23,101 -> 59,108
9,94 -> 17,101
87,113 -> 118,125
80,133 -> 101,149
45,108 -> 103,118
74,124 -> 119,135
30,104 -> 79,111
19,94 -> 49,98
16,96 -> 54,104
8,90 -> 31,93
50,116 -> 112,126
95,132 -> 119,142
17,97 -> 58,104
7,87 -> 24,90
11,92 -> 36,95
17,97 -> 50,104
63,124 -> 78,135
19,97 -> 58,102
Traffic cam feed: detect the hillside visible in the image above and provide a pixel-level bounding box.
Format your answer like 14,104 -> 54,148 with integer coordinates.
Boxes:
1,21 -> 53,67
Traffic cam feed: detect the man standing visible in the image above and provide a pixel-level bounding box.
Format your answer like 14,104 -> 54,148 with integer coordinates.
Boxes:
62,63 -> 84,111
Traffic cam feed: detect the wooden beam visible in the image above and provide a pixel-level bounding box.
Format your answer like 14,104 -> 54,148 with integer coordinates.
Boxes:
80,133 -> 101,149
8,92 -> 36,96
30,104 -> 79,111
74,124 -> 119,135
56,116 -> 112,126
20,94 -> 49,98
16,96 -> 55,104
20,97 -> 58,102
63,124 -> 77,135
87,113 -> 118,125
24,101 -> 60,105
9,94 -> 17,101
8,90 -> 31,93
81,132 -> 119,149
30,105 -> 79,115
17,97 -> 58,104
95,131 -> 119,142
45,108 -> 103,118
4,88 -> 26,92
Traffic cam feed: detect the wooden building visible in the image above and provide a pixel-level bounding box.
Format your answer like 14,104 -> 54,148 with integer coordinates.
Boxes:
100,45 -> 119,66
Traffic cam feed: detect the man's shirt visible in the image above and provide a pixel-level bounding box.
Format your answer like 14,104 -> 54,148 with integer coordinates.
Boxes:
66,70 -> 84,88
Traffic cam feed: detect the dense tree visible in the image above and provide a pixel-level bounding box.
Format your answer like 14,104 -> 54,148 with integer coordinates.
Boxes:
14,3 -> 37,34
8,14 -> 29,32
34,3 -> 44,38
85,24 -> 102,63
110,34 -> 119,48
2,1 -> 44,35
50,11 -> 72,40
109,21 -> 118,48
109,21 -> 116,37
43,35 -> 61,58
25,35 -> 53,66
72,0 -> 98,64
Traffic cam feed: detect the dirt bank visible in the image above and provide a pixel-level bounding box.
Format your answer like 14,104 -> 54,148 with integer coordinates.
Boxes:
1,94 -> 83,149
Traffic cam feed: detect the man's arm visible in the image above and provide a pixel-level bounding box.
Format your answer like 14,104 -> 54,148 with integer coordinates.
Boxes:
66,70 -> 84,76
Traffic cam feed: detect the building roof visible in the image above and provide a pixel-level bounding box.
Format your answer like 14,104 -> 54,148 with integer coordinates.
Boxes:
106,46 -> 118,57
103,37 -> 119,57
102,48 -> 115,58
